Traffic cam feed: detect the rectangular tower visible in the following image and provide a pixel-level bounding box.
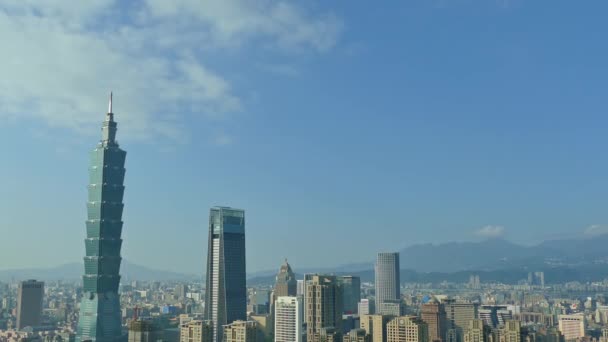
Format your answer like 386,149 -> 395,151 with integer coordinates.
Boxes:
16,280 -> 44,330
341,276 -> 361,315
204,207 -> 246,342
305,275 -> 343,342
275,296 -> 302,342
77,95 -> 127,342
375,253 -> 400,315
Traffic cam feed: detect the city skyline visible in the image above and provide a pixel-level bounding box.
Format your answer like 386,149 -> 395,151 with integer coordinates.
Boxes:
2,1 -> 608,274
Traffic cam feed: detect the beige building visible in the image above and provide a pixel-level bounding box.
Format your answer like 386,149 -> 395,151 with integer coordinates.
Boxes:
463,320 -> 488,342
558,314 -> 585,341
250,314 -> 271,341
421,301 -> 447,342
181,320 -> 214,342
498,320 -> 521,342
306,275 -> 343,341
444,301 -> 478,341
345,329 -> 372,342
386,316 -> 428,342
223,321 -> 258,342
361,314 -> 392,342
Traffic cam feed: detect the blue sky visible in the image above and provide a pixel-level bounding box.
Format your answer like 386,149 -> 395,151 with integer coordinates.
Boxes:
1,0 -> 608,274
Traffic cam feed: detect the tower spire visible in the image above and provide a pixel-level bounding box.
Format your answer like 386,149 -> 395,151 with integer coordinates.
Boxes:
108,91 -> 113,114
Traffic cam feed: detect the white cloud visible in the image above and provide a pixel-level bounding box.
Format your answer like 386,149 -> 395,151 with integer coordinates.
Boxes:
0,0 -> 341,142
584,224 -> 608,237
143,0 -> 343,52
475,225 -> 505,238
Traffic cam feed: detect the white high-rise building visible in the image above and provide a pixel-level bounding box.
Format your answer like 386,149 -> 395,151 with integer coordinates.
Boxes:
297,280 -> 304,297
375,253 -> 400,315
358,299 -> 375,315
275,296 -> 302,342
558,314 -> 585,341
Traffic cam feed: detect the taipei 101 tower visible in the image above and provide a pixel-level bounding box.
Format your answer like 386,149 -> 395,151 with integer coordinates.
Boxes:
77,94 -> 127,342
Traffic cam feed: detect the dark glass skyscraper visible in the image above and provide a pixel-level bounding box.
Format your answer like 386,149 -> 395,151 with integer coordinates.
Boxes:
77,95 -> 127,342
204,207 -> 246,342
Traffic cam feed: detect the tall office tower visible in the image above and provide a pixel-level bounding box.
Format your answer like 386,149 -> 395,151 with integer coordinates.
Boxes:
223,321 -> 258,342
557,314 -> 585,341
346,329 -> 371,342
386,316 -> 429,342
275,260 -> 297,298
77,94 -> 127,342
128,319 -> 162,342
180,320 -> 214,342
297,280 -> 305,297
275,296 -> 302,342
16,280 -> 44,330
359,299 -> 375,316
305,275 -> 343,342
375,253 -> 400,315
444,300 -> 478,342
463,320 -> 489,342
421,301 -> 447,342
204,207 -> 246,342
341,276 -> 362,315
361,315 -> 392,342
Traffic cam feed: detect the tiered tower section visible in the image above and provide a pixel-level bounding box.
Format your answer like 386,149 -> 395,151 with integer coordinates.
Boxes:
77,94 -> 127,342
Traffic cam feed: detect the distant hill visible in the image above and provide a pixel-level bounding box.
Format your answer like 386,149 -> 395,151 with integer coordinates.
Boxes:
249,235 -> 608,286
397,236 -> 608,272
4,236 -> 608,284
0,261 -> 197,282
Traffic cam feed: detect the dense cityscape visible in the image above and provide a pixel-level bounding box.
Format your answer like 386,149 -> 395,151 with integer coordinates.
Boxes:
1,99 -> 608,342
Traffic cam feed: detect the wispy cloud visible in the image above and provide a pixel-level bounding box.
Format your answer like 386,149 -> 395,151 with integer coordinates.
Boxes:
584,224 -> 608,237
0,0 -> 342,142
475,225 -> 505,238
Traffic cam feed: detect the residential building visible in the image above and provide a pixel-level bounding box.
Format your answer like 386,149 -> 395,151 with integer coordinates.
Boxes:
275,296 -> 302,342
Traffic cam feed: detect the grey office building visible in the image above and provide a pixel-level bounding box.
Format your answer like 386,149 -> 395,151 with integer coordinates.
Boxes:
340,276 -> 361,315
375,252 -> 400,315
16,280 -> 44,330
204,207 -> 246,342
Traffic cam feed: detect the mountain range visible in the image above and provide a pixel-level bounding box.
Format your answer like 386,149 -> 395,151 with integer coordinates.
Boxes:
0,261 -> 198,282
2,235 -> 608,283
